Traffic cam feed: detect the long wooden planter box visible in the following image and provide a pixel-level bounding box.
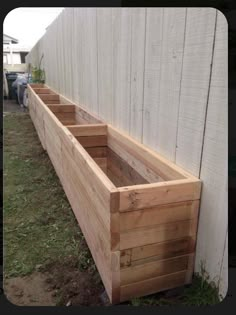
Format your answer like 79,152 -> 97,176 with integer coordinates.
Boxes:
27,84 -> 202,304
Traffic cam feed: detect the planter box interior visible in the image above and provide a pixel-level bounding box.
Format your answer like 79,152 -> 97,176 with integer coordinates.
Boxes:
27,84 -> 201,304
68,125 -> 182,187
31,84 -> 102,126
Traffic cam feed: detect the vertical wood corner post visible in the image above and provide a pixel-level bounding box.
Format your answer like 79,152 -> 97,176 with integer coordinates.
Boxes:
27,84 -> 202,304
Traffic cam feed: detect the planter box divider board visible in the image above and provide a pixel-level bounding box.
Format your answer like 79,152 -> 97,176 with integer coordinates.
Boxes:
27,83 -> 202,303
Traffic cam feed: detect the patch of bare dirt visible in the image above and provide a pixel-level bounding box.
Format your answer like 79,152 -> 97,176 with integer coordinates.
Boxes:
43,256 -> 108,306
4,257 -> 110,306
4,272 -> 56,306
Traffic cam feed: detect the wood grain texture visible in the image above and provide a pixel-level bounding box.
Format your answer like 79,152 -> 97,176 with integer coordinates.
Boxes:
120,270 -> 187,301
120,237 -> 195,268
120,219 -> 197,249
39,94 -> 60,101
67,124 -> 107,137
33,88 -> 52,94
47,105 -> 75,113
107,148 -> 148,187
76,135 -> 107,148
121,254 -> 191,285
118,179 -> 201,211
85,147 -> 107,158
120,200 -> 199,231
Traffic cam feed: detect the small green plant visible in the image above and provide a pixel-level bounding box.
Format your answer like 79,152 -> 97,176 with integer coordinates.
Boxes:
181,262 -> 221,305
31,54 -> 45,83
32,67 -> 45,83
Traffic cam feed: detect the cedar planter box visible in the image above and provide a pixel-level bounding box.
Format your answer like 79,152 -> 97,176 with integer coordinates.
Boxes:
28,84 -> 201,304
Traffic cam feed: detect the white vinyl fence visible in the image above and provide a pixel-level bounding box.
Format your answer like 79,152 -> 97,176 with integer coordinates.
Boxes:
26,7 -> 228,298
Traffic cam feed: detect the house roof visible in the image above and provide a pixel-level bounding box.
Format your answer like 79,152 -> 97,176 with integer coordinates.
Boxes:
3,34 -> 19,44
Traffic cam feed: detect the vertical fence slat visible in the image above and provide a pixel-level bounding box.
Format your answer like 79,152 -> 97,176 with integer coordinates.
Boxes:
142,8 -> 163,148
112,8 -> 131,133
195,10 -> 228,295
97,8 -> 113,121
129,8 -> 146,141
155,8 -> 186,161
175,8 -> 217,176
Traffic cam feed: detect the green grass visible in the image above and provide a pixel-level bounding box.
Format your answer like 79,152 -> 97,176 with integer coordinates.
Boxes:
4,113 -> 94,278
129,273 -> 220,306
129,263 -> 220,306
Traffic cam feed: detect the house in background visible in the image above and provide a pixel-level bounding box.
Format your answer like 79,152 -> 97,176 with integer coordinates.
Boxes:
3,34 -> 30,72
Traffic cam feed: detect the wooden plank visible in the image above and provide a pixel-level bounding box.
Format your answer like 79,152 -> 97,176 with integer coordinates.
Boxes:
46,103 -> 74,106
75,107 -> 102,124
54,112 -> 75,120
120,237 -> 195,268
118,179 -> 201,211
107,164 -> 132,187
85,147 -> 107,158
185,253 -> 195,284
33,88 -> 52,94
67,124 -> 107,137
30,83 -> 44,88
110,211 -> 120,251
60,127 -> 117,217
94,157 -> 107,173
44,100 -> 61,104
107,169 -> 128,188
39,94 -> 60,101
44,114 -> 63,179
76,135 -> 107,148
120,200 -> 199,231
60,119 -> 77,125
108,125 -> 193,181
58,129 -> 120,300
60,145 -> 113,299
47,105 -> 75,113
61,145 -> 111,240
120,219 -> 197,250
120,270 -> 187,301
107,148 -> 148,187
108,135 -> 164,183
121,254 -> 191,285
111,251 -> 121,303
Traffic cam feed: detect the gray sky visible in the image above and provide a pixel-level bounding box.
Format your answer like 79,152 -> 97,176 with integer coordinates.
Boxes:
4,7 -> 64,48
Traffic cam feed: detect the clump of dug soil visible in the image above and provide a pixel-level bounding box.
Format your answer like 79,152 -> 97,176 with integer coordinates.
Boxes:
42,256 -> 108,306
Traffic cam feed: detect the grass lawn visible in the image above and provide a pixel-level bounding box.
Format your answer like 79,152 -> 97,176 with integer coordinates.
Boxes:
3,111 -> 221,306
